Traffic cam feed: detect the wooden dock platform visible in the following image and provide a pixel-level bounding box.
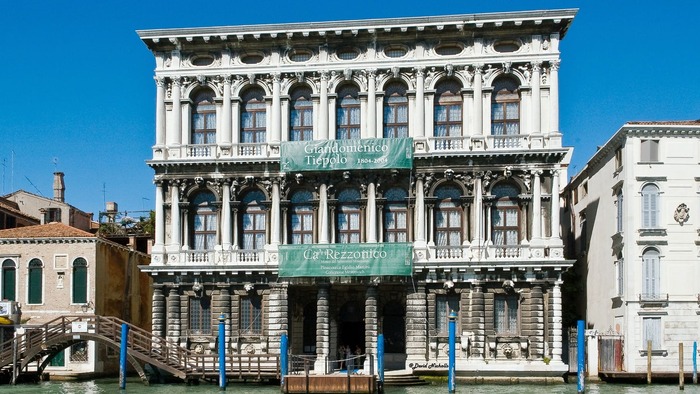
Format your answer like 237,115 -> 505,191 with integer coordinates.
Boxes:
282,374 -> 377,394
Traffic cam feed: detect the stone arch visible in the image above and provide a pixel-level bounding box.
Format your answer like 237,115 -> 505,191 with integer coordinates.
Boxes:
233,81 -> 272,98
427,72 -> 471,90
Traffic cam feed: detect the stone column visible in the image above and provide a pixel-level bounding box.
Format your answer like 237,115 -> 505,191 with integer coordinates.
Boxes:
169,182 -> 181,251
232,207 -> 239,250
268,283 -> 289,355
318,183 -> 329,244
153,181 -> 165,256
405,283 -> 427,365
531,62 -> 541,134
471,176 -> 484,258
270,178 -> 281,246
222,76 -> 232,146
473,65 -> 483,136
364,285 -> 378,370
167,287 -> 181,344
550,168 -> 561,242
152,286 -> 165,339
170,78 -> 182,147
271,73 -> 282,143
469,285 -> 485,358
415,175 -> 426,243
366,181 -> 377,243
529,285 -> 545,359
366,69 -> 377,138
231,99 -> 241,146
531,170 -> 543,244
551,280 -> 564,363
414,67 -> 425,138
222,181 -> 232,250
549,61 -> 560,134
319,72 -> 329,140
155,77 -> 166,148
314,285 -> 330,373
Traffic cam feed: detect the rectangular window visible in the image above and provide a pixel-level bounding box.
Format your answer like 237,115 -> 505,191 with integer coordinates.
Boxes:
240,294 -> 263,336
189,296 -> 212,334
614,148 -> 623,170
616,258 -> 624,297
640,139 -> 659,162
616,191 -> 623,233
436,295 -> 459,335
43,208 -> 61,224
643,317 -> 662,350
70,341 -> 89,363
494,294 -> 519,335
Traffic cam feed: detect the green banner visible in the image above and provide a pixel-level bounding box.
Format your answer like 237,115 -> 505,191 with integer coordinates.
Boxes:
279,243 -> 413,277
281,138 -> 413,172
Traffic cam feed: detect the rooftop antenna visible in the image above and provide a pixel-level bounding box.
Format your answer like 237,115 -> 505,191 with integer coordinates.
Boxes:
1,158 -> 5,194
52,157 -> 59,171
24,176 -> 43,196
102,182 -> 107,207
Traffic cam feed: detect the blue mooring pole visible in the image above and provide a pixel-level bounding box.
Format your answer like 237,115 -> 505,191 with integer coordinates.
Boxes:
448,311 -> 457,393
693,341 -> 697,384
219,313 -> 226,391
377,334 -> 385,393
119,323 -> 129,390
281,333 -> 289,389
577,320 -> 585,393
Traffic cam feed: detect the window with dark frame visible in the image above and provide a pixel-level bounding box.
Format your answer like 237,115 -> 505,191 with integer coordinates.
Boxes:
491,183 -> 521,246
290,190 -> 314,244
241,87 -> 267,146
433,79 -> 463,149
434,186 -> 462,249
436,294 -> 459,335
491,77 -> 520,136
336,84 -> 361,140
27,259 -> 42,304
1,259 -> 15,301
240,294 -> 263,336
189,295 -> 212,334
72,257 -> 88,304
383,187 -> 408,242
494,294 -> 519,335
241,190 -> 267,251
190,191 -> 217,251
290,86 -> 313,141
336,188 -> 361,243
191,89 -> 216,145
383,81 -> 408,138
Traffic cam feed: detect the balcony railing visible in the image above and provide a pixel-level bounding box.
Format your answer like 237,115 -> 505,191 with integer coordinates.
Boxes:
491,245 -> 522,259
433,246 -> 464,260
431,137 -> 466,152
486,135 -> 525,149
185,144 -> 216,158
237,143 -> 266,157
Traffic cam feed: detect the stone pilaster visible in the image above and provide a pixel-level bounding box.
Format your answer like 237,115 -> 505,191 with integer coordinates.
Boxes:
217,286 -> 231,350
364,285 -> 378,369
405,284 -> 427,365
167,287 -> 181,344
467,285 -> 485,358
268,283 -> 289,355
152,286 -> 165,338
529,285 -> 545,359
314,285 -> 330,373
551,281 -> 563,363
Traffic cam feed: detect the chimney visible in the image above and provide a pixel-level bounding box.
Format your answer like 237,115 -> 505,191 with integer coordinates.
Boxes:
53,172 -> 65,202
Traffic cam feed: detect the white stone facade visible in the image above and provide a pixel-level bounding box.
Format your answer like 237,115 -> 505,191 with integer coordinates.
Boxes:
138,9 -> 576,377
567,121 -> 700,374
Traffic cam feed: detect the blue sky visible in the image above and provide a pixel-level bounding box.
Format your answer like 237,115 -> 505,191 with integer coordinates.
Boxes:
1,1 -> 699,219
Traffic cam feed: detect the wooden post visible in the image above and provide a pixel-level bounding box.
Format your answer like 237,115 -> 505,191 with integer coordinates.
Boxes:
680,342 -> 685,390
647,340 -> 652,384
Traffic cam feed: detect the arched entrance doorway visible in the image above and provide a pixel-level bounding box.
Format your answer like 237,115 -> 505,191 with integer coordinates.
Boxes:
383,300 -> 406,370
302,302 -> 317,354
338,300 -> 365,355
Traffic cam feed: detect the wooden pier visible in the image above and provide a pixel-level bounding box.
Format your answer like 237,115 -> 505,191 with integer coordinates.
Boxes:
283,374 -> 377,394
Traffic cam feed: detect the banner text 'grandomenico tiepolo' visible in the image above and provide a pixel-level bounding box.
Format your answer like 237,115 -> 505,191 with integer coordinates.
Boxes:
280,138 -> 413,172
278,243 -> 413,277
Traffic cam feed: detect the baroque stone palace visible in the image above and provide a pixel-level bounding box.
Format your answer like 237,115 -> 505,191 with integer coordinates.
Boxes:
137,8 -> 576,376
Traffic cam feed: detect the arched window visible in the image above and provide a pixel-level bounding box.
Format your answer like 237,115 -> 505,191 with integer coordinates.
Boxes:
72,258 -> 88,304
641,184 -> 660,228
290,190 -> 314,244
190,191 -> 217,251
491,77 -> 520,135
383,187 -> 408,242
491,183 -> 520,247
241,190 -> 267,250
27,258 -> 43,304
336,84 -> 360,140
383,81 -> 408,138
240,87 -> 267,146
434,79 -> 463,150
290,86 -> 313,141
1,259 -> 15,301
336,188 -> 361,243
435,186 -> 462,254
191,89 -> 216,144
642,248 -> 660,299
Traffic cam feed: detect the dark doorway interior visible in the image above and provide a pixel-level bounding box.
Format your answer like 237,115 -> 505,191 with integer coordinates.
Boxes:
339,300 -> 365,355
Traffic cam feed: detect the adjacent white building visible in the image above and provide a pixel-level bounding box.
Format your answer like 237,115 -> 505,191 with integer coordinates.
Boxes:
138,9 -> 577,378
567,120 -> 700,375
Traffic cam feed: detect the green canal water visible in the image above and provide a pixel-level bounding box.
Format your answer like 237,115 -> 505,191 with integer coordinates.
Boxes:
0,379 -> 699,394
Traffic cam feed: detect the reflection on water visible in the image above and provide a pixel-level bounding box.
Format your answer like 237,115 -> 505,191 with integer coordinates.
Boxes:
0,379 -> 699,393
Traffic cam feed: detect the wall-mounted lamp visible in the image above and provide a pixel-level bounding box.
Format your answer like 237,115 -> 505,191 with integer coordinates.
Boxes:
81,301 -> 94,313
